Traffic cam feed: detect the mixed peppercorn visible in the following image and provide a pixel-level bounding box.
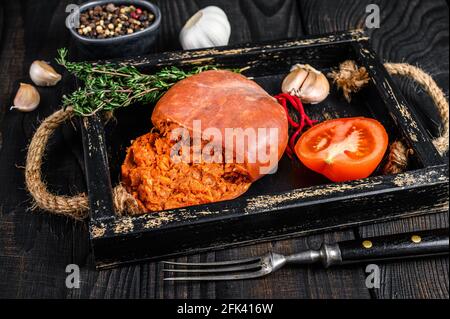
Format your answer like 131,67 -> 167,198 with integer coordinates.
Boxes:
76,3 -> 155,38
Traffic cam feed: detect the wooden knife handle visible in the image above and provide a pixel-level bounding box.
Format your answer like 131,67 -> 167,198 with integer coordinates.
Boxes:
337,229 -> 449,264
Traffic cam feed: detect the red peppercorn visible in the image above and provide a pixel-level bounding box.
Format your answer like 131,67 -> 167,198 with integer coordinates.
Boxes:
136,8 -> 142,14
131,12 -> 138,19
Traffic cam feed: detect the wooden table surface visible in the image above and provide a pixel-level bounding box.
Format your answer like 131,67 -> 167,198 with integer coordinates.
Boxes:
0,0 -> 448,299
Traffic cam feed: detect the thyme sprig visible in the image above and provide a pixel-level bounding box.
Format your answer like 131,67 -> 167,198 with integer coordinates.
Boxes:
56,48 -> 228,116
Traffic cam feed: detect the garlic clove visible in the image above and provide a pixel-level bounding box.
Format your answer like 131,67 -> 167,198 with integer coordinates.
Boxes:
29,60 -> 62,87
179,6 -> 231,50
281,68 -> 309,96
281,64 -> 330,104
298,69 -> 330,104
10,83 -> 40,112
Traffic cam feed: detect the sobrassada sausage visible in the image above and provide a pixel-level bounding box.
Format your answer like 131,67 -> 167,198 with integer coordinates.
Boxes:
122,70 -> 288,212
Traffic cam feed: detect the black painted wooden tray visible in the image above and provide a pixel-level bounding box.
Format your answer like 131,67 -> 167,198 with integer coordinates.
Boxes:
79,30 -> 449,269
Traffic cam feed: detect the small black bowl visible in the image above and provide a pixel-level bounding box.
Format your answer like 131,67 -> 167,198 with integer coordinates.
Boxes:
69,0 -> 161,59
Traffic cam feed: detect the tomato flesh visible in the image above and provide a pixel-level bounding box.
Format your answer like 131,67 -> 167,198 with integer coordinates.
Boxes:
294,117 -> 388,182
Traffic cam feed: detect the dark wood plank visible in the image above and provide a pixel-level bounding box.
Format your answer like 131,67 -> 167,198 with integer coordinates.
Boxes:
151,0 -> 304,52
69,0 -> 367,299
0,0 -> 87,299
67,230 -> 370,299
0,4 -> 3,57
299,0 -> 449,299
0,0 -> 325,299
66,229 -> 368,299
299,0 -> 449,153
0,0 -> 446,299
359,213 -> 449,299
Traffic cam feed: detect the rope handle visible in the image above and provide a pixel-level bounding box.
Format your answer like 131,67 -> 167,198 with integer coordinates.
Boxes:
25,107 -> 140,221
24,63 -> 448,220
384,63 -> 449,155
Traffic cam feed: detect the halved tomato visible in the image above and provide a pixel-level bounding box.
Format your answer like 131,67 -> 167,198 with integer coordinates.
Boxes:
294,117 -> 388,182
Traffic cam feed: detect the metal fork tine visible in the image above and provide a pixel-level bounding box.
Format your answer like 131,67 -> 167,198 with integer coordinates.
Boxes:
161,257 -> 260,267
162,261 -> 262,273
164,269 -> 269,281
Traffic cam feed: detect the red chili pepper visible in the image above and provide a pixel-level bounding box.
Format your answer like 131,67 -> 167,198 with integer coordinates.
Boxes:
274,93 -> 317,159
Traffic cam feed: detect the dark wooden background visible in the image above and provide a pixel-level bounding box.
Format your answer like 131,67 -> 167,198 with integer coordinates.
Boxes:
0,0 -> 448,299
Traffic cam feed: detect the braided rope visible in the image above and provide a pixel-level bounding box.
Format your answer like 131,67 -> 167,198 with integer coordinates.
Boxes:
384,63 -> 449,155
25,107 -> 140,220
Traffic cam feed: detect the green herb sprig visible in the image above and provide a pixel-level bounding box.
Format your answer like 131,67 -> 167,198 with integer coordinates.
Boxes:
56,48 -> 237,116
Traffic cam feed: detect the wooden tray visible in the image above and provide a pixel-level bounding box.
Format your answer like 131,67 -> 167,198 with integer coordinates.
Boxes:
79,30 -> 448,269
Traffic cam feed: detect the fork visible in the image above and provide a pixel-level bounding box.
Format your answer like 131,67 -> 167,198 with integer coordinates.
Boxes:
162,229 -> 449,281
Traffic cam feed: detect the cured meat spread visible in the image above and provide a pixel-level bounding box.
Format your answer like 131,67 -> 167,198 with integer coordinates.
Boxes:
121,70 -> 288,212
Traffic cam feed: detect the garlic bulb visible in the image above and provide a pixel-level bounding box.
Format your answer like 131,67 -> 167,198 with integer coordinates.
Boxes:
282,64 -> 330,104
10,83 -> 40,112
29,60 -> 62,87
179,6 -> 231,50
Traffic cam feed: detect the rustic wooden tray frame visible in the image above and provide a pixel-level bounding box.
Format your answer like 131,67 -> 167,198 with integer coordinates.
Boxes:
79,30 -> 448,269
